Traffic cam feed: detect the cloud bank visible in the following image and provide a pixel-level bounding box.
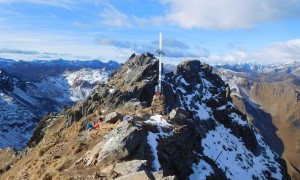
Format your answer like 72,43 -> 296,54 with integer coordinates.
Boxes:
161,0 -> 300,29
96,37 -> 205,58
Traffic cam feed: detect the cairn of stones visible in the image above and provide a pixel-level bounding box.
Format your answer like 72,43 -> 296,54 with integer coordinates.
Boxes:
151,92 -> 165,115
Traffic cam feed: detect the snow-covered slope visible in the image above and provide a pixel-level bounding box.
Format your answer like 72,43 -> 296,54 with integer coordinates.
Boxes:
0,92 -> 36,150
0,69 -> 108,150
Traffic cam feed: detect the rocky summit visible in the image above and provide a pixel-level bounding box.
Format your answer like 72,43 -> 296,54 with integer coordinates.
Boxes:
0,53 -> 290,179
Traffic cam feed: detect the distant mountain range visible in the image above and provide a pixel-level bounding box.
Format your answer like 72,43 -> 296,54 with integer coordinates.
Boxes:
215,60 -> 300,77
0,58 -> 120,150
0,57 -> 120,81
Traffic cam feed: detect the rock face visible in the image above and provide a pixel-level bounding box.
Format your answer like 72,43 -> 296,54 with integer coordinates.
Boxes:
90,52 -> 158,110
64,53 -> 160,125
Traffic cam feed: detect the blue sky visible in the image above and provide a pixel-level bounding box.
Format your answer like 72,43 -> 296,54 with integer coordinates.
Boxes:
0,0 -> 300,64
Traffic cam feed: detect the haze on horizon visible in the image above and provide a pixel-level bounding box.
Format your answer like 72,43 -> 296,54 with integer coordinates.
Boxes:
0,0 -> 300,65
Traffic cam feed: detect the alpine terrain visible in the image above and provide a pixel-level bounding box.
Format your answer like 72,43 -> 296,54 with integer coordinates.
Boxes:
216,61 -> 300,179
0,53 -> 290,179
0,59 -> 120,150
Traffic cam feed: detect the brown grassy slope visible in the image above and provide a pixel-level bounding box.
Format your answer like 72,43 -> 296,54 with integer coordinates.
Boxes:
0,109 -> 120,180
249,82 -> 300,179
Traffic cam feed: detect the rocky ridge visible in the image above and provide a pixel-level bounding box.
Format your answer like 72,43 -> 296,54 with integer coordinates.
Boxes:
0,53 -> 290,179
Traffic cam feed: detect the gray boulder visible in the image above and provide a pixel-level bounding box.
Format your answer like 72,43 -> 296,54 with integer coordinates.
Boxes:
169,108 -> 189,125
114,160 -> 147,176
105,112 -> 123,124
82,121 -> 148,166
152,171 -> 177,180
65,108 -> 82,127
115,171 -> 150,180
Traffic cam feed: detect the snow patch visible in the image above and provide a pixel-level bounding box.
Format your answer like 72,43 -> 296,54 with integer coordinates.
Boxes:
189,159 -> 214,180
109,88 -> 115,93
217,105 -> 227,110
126,67 -> 131,74
196,104 -> 211,120
145,115 -> 171,127
175,75 -> 190,86
229,113 -> 248,126
181,77 -> 190,85
147,132 -> 160,171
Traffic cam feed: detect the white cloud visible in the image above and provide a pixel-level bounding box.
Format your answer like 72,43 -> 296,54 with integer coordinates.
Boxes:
96,37 -> 133,48
97,1 -> 163,28
0,30 -> 131,62
0,48 -> 39,55
0,0 -> 75,8
161,0 -> 300,29
254,39 -> 300,61
96,36 -> 205,58
200,39 -> 300,64
98,2 -> 130,28
0,0 -> 88,17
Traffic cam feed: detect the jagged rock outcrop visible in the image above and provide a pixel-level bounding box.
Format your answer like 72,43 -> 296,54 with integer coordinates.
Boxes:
89,53 -> 157,108
64,52 -> 159,126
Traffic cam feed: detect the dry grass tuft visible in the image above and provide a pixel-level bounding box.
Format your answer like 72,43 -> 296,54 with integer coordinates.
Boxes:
38,143 -> 55,157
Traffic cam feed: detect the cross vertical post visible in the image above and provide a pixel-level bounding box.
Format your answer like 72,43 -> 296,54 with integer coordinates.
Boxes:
158,32 -> 163,94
